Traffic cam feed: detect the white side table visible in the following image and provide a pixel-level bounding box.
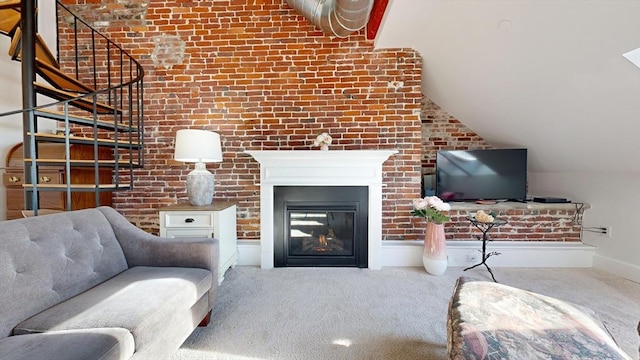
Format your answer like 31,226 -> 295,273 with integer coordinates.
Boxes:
159,202 -> 238,285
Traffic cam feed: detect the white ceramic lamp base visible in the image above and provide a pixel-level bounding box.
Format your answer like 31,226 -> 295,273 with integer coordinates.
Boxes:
186,162 -> 215,206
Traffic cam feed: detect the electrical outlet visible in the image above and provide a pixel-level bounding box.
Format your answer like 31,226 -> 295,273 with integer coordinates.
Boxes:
595,225 -> 612,238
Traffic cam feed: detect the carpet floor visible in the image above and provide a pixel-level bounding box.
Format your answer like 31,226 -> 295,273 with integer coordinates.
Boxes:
171,266 -> 640,360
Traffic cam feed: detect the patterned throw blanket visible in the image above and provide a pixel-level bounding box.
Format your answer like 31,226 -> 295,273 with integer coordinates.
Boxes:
447,277 -> 633,360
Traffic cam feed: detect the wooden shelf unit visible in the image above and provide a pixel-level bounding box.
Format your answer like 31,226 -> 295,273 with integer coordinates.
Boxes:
3,142 -> 113,220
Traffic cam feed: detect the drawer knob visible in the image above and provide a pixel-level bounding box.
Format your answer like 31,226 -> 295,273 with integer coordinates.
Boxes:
40,175 -> 52,183
9,176 -> 21,183
185,218 -> 195,223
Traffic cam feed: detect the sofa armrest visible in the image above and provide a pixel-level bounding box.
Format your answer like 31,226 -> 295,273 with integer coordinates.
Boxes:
97,207 -> 218,277
98,207 -> 219,315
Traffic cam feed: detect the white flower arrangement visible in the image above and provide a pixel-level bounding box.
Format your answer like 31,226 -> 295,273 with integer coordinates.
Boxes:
313,132 -> 332,147
411,196 -> 451,224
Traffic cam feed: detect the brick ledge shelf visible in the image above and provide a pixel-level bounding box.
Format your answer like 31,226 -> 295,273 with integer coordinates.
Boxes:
448,201 -> 588,211
443,201 -> 590,242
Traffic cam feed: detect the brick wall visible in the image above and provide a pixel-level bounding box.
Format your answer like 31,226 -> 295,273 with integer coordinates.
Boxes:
419,96 -> 491,174
446,207 -> 584,242
57,0 -> 584,243
59,0 -> 424,241
416,99 -> 584,242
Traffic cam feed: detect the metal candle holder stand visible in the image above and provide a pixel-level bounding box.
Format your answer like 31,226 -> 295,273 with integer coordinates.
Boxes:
464,216 -> 508,282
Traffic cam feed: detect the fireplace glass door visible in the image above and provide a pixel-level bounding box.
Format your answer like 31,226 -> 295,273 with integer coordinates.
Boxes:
274,186 -> 368,267
288,207 -> 355,257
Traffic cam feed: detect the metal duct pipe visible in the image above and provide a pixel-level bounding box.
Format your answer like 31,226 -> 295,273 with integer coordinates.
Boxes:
286,0 -> 374,38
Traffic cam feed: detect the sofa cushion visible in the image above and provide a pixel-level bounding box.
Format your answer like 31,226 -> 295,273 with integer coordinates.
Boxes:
0,328 -> 134,360
447,277 -> 632,360
0,209 -> 128,338
15,266 -> 212,352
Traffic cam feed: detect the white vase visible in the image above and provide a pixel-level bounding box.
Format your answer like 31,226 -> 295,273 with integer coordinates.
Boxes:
423,256 -> 447,276
422,222 -> 447,275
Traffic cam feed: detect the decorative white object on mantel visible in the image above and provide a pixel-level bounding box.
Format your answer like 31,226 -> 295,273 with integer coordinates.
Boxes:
245,150 -> 398,270
313,132 -> 332,151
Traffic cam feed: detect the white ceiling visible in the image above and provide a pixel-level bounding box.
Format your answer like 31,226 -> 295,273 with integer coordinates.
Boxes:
374,0 -> 640,174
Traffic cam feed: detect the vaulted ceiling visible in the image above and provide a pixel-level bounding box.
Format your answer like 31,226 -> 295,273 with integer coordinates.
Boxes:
374,0 -> 640,174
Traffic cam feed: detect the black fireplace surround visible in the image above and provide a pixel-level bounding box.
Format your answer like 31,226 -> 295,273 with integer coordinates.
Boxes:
274,186 -> 368,267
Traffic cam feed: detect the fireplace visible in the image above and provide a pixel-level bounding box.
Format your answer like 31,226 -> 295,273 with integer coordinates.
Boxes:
274,186 -> 368,267
245,150 -> 397,270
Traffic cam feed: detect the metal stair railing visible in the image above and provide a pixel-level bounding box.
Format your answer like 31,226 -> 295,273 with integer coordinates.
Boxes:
0,0 -> 145,215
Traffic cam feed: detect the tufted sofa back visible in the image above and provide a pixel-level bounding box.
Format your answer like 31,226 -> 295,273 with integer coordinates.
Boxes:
0,208 -> 129,338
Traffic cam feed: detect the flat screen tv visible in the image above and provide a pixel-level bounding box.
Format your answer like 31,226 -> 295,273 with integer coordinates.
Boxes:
435,148 -> 527,201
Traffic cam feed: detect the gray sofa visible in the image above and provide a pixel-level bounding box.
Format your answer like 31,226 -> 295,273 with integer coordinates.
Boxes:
0,206 -> 218,360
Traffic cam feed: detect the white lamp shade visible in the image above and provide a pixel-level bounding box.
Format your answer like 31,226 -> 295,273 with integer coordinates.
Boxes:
174,129 -> 222,163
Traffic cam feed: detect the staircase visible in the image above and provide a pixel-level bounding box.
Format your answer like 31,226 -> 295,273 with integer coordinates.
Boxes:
0,0 -> 144,216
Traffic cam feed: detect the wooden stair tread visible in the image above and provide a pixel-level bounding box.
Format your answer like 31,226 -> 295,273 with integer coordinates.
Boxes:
35,33 -> 59,68
7,26 -> 19,57
25,158 -> 141,167
34,109 -> 138,132
36,58 -> 94,93
0,6 -> 19,36
9,29 -> 60,69
29,132 -> 141,147
23,184 -> 131,191
0,0 -> 20,10
34,82 -> 120,115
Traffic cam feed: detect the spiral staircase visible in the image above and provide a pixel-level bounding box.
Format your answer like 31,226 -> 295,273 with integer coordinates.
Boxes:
0,0 -> 144,216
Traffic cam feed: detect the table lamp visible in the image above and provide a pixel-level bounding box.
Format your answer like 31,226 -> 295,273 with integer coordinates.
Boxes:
174,129 -> 222,206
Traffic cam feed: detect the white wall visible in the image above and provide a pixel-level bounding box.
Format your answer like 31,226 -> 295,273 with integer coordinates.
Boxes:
375,0 -> 640,174
529,172 -> 640,282
0,2 -> 57,220
375,0 -> 640,282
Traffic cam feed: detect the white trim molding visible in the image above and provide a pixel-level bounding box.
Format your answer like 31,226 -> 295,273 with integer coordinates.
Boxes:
244,150 -> 398,270
236,240 -> 596,268
237,240 -> 262,266
593,254 -> 640,283
382,240 -> 595,268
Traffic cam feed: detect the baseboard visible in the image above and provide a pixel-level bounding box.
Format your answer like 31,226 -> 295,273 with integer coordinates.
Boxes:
382,240 -> 595,267
593,254 -> 640,283
237,240 -> 261,266
236,240 -> 596,268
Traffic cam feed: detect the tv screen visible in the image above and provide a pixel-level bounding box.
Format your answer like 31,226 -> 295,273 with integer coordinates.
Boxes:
435,148 -> 527,201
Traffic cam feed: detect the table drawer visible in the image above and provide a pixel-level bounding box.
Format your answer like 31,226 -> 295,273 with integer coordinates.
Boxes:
3,171 -> 62,186
3,172 -> 23,186
5,189 -> 63,211
163,212 -> 214,228
164,228 -> 213,238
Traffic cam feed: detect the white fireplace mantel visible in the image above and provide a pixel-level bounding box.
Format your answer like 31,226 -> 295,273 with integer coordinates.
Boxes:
245,150 -> 398,269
